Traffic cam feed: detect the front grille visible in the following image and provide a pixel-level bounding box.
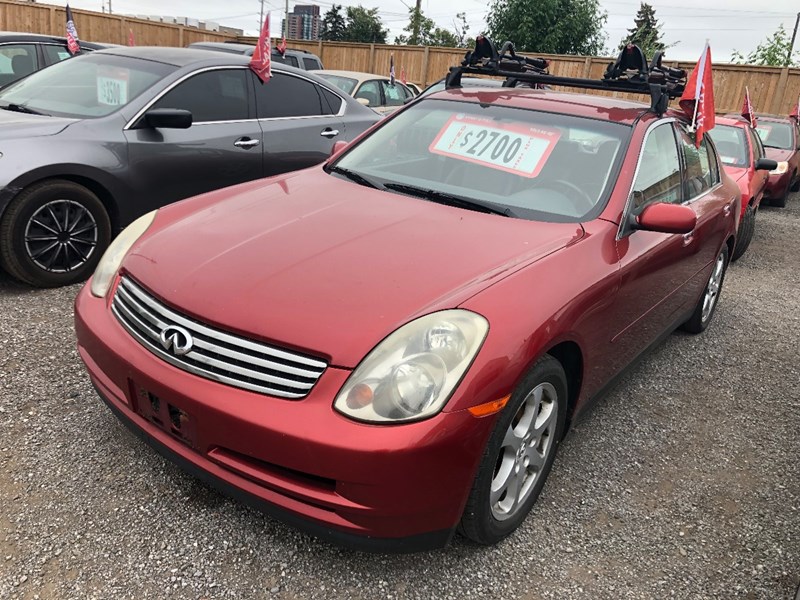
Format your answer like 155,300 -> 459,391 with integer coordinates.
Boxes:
112,277 -> 327,398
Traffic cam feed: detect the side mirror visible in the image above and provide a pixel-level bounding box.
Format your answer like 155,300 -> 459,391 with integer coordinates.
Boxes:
330,140 -> 348,157
143,108 -> 192,129
356,97 -> 370,107
636,202 -> 696,234
754,157 -> 778,171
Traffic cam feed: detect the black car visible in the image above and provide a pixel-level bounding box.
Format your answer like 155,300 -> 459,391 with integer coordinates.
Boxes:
187,41 -> 323,70
0,31 -> 111,88
0,47 -> 378,287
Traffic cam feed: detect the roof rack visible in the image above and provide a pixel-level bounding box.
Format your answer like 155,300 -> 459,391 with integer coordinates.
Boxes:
446,37 -> 686,116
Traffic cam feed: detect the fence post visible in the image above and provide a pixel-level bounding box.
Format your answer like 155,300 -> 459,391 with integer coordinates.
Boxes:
120,17 -> 127,45
49,6 -> 57,36
317,39 -> 322,57
582,56 -> 592,78
771,67 -> 790,114
368,43 -> 375,73
178,25 -> 184,47
422,46 -> 430,87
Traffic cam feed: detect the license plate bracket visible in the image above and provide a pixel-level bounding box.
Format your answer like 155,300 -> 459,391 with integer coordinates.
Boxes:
130,382 -> 197,448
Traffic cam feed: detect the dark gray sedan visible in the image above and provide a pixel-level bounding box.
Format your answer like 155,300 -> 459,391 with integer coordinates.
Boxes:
0,47 -> 379,287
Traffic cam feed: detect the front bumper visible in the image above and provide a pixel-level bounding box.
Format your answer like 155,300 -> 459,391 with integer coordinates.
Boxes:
763,171 -> 793,198
74,283 -> 495,552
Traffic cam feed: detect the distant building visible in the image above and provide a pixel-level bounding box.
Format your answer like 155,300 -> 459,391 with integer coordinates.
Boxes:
282,4 -> 320,41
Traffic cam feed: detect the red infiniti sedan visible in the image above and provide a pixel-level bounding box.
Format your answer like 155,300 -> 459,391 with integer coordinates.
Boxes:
755,115 -> 800,207
74,64 -> 740,551
711,116 -> 776,260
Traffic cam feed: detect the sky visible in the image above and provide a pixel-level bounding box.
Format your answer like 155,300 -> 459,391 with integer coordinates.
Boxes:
67,0 -> 800,62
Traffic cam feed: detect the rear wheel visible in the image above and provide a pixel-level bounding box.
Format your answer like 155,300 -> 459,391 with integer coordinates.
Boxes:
731,205 -> 755,262
459,355 -> 567,545
790,171 -> 800,193
0,180 -> 111,287
681,244 -> 729,334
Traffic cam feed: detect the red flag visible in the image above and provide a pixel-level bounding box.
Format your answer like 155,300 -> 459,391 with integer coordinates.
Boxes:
128,29 -> 135,47
400,66 -> 407,85
679,43 -> 715,147
740,87 -> 756,128
65,4 -> 80,55
790,95 -> 799,122
249,13 -> 272,83
277,37 -> 287,56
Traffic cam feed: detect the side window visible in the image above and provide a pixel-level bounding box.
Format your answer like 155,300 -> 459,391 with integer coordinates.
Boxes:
0,44 -> 38,86
319,87 -> 343,115
254,72 -> 326,118
381,81 -> 407,107
631,123 -> 682,211
677,126 -> 718,199
355,80 -> 381,107
748,127 -> 765,161
285,55 -> 299,68
152,69 -> 249,122
302,57 -> 320,70
41,44 -> 73,65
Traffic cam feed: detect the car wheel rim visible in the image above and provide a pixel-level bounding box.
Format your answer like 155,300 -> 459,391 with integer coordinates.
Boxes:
24,200 -> 98,274
490,382 -> 558,521
701,253 -> 725,323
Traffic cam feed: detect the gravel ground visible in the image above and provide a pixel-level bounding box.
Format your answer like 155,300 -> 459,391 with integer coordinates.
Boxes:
1,191 -> 798,600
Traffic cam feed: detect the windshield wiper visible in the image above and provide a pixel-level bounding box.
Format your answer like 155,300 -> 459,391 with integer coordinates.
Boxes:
1,103 -> 49,116
383,183 -> 515,217
329,166 -> 384,190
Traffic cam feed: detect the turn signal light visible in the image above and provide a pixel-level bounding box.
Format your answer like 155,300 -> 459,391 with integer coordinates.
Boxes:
468,395 -> 511,417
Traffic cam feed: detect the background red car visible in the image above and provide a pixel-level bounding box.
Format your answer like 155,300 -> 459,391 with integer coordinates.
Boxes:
711,116 -> 776,260
75,80 -> 740,551
755,115 -> 800,207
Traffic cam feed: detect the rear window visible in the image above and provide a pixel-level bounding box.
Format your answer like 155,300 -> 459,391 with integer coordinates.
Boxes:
333,99 -> 630,222
711,125 -> 748,167
318,74 -> 357,95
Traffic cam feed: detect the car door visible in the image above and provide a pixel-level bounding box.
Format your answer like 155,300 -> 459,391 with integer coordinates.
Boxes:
747,125 -> 769,202
124,67 -> 264,211
252,70 -> 347,177
610,121 -> 701,363
353,79 -> 382,110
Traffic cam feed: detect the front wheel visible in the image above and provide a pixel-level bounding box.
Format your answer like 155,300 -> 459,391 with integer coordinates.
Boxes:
681,244 -> 729,334
0,180 -> 112,287
731,205 -> 755,262
459,355 -> 567,545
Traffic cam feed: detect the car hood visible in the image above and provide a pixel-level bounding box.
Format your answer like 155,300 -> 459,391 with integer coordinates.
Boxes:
763,147 -> 794,162
0,109 -> 75,139
124,169 -> 584,368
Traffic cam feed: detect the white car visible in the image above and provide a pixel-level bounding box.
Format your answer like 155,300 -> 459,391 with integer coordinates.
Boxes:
317,70 -> 416,115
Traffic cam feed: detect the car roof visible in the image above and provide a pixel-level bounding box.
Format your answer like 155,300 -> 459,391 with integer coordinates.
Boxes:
319,70 -> 389,82
188,41 -> 255,54
716,116 -> 749,128
754,113 -> 795,124
424,87 -> 673,125
95,45 -> 253,67
0,30 -> 110,49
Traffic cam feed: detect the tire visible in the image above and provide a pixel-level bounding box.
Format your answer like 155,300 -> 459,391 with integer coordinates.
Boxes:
0,180 -> 111,288
681,244 -> 729,334
731,205 -> 755,262
790,171 -> 800,193
459,355 -> 568,545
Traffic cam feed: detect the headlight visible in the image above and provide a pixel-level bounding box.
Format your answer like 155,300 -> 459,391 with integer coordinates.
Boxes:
334,310 -> 489,423
90,210 -> 157,298
770,161 -> 789,175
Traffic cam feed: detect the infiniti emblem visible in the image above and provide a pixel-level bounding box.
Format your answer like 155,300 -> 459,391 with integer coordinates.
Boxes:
159,325 -> 193,356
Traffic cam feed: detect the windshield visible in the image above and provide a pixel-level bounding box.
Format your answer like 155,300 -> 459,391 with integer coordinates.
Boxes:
318,74 -> 358,95
331,99 -> 629,222
756,121 -> 793,150
711,125 -> 748,167
0,53 -> 175,118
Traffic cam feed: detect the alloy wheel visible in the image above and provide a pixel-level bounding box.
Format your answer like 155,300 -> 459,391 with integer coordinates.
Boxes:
24,199 -> 98,273
490,382 -> 559,521
701,252 -> 725,323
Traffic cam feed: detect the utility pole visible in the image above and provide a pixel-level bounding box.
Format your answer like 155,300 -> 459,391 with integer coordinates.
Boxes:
285,0 -> 289,38
412,0 -> 421,44
259,0 -> 264,27
107,0 -> 112,14
788,12 -> 800,66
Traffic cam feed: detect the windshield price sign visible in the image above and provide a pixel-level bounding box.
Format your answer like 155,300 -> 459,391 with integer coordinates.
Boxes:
96,66 -> 130,106
430,115 -> 560,177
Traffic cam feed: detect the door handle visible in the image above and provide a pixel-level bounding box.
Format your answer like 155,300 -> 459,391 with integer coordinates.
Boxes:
683,232 -> 694,246
320,128 -> 340,138
234,137 -> 260,149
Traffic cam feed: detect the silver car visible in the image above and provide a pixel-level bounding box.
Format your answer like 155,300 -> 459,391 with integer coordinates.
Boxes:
0,47 -> 378,287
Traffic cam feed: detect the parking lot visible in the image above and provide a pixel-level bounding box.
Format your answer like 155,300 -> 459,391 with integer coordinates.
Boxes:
0,192 -> 798,599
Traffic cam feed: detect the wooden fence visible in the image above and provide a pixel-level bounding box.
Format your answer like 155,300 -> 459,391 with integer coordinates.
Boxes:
2,0 -> 798,115
0,0 -> 236,48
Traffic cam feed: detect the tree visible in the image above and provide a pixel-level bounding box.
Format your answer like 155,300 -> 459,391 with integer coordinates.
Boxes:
394,7 -> 468,48
452,12 -> 473,48
619,2 -> 669,60
486,0 -> 607,55
342,6 -> 388,44
320,4 -> 346,41
732,24 -> 799,67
